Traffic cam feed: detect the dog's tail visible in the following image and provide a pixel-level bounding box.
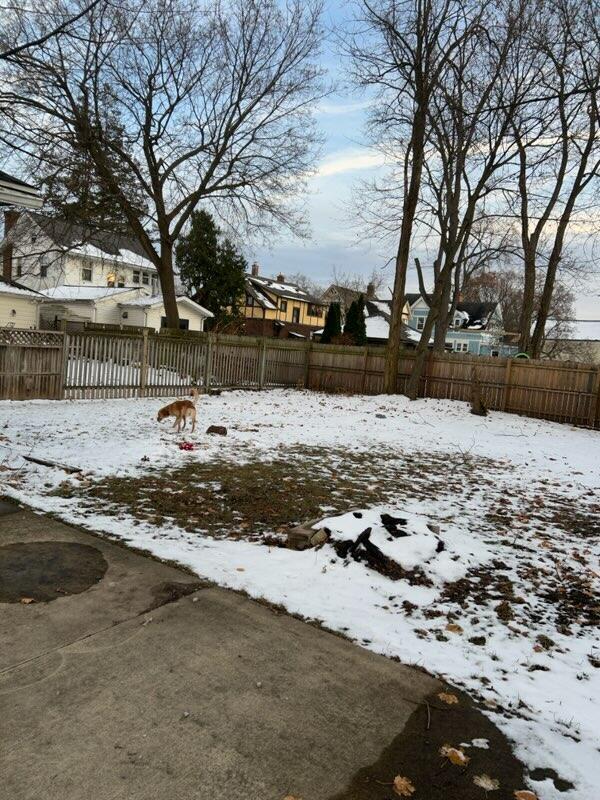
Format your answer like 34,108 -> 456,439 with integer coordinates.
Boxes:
190,387 -> 199,404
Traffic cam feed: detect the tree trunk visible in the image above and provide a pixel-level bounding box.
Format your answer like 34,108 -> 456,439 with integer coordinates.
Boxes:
433,267 -> 453,351
159,242 -> 180,329
518,248 -> 536,353
383,106 -> 427,394
406,261 -> 453,399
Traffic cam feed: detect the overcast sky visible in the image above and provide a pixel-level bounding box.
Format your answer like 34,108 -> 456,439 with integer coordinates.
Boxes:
253,0 -> 600,321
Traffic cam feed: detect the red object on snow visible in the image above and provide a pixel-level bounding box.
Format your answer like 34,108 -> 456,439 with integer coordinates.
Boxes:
178,441 -> 195,451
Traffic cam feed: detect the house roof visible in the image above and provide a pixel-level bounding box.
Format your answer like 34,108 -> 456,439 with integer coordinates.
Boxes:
0,276 -> 44,299
22,212 -> 156,271
455,301 -> 498,330
119,295 -> 213,317
40,285 -> 138,302
0,170 -> 42,209
363,299 -> 432,344
404,293 -> 422,307
247,274 -> 324,307
545,319 -> 600,341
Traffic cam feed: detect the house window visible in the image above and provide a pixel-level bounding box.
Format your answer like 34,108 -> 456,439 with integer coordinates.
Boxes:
15,257 -> 22,277
117,275 -> 125,288
39,262 -> 48,278
82,267 -> 93,282
454,317 -> 462,328
280,299 -> 288,312
161,316 -> 189,330
151,276 -> 158,294
308,304 -> 323,318
133,270 -> 140,284
491,349 -> 500,357
142,272 -> 150,285
416,316 -> 425,331
107,272 -> 116,287
453,342 -> 469,353
292,307 -> 300,324
246,293 -> 255,306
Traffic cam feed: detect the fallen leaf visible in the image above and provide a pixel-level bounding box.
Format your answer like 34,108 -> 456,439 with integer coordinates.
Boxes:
514,792 -> 538,800
440,745 -> 470,766
282,796 -> 302,800
20,597 -> 35,604
473,774 -> 500,791
236,567 -> 245,572
393,776 -> 415,797
445,623 -> 463,634
438,692 -> 459,705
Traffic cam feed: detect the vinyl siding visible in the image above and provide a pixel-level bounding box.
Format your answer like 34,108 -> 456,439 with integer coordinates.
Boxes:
0,293 -> 39,328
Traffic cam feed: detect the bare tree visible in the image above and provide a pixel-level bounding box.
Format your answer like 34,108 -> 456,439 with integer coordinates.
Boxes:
1,0 -> 324,326
0,0 -> 105,59
505,0 -> 600,356
347,0 -> 486,393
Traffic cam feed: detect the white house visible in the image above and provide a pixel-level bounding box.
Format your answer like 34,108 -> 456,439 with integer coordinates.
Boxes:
39,286 -> 212,331
2,211 -> 161,294
1,211 -> 212,331
0,277 -> 43,329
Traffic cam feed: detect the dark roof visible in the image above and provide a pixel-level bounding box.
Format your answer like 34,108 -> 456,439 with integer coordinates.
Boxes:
0,275 -> 44,295
455,301 -> 498,329
246,275 -> 324,307
0,169 -> 35,189
26,212 -> 151,262
404,293 -> 422,306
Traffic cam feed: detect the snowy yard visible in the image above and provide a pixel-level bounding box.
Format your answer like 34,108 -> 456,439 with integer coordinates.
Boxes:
1,389 -> 598,800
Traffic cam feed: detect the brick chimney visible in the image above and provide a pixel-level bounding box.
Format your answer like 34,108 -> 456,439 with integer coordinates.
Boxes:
2,210 -> 20,281
366,282 -> 375,299
277,273 -> 285,283
251,262 -> 259,277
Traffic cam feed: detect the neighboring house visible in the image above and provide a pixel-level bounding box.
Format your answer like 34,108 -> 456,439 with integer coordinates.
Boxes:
542,319 -> 600,364
363,299 -> 437,348
321,282 -> 413,323
407,296 -> 516,356
242,265 -> 327,339
0,277 -> 43,329
2,211 -> 160,294
0,170 -> 42,210
312,298 -> 435,348
39,286 -> 212,332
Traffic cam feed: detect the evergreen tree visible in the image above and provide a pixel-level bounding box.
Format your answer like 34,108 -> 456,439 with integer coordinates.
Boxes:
344,295 -> 367,345
321,302 -> 341,344
175,210 -> 247,325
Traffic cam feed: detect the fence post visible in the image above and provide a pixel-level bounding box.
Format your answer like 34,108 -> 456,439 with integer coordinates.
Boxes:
139,329 -> 149,397
304,341 -> 312,388
60,330 -> 69,399
203,332 -> 213,392
590,366 -> 600,428
502,357 -> 513,411
258,338 -> 267,389
361,346 -> 369,393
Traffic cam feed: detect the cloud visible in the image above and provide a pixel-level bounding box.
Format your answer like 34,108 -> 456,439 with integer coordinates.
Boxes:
316,99 -> 373,116
316,148 -> 388,177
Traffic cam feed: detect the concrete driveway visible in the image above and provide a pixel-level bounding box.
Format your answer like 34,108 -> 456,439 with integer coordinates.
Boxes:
0,502 -> 525,800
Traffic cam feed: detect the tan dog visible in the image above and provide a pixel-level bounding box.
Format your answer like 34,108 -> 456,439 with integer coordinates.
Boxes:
157,388 -> 199,433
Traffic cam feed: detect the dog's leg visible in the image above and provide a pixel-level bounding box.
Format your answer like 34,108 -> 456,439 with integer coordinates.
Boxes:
191,411 -> 196,433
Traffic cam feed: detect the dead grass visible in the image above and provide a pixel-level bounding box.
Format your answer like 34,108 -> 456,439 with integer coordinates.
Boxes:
54,444 -> 503,541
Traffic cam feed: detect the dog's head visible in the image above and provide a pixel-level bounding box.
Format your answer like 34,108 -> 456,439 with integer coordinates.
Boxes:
190,388 -> 199,401
157,407 -> 168,423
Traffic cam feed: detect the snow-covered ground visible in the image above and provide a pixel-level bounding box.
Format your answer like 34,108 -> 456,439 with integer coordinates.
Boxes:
1,389 -> 598,800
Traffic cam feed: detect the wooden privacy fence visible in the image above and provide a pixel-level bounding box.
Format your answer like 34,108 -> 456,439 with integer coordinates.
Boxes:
0,328 -> 65,400
1,327 -> 599,429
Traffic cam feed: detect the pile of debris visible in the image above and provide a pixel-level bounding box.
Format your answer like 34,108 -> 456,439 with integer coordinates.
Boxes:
288,511 -> 445,585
